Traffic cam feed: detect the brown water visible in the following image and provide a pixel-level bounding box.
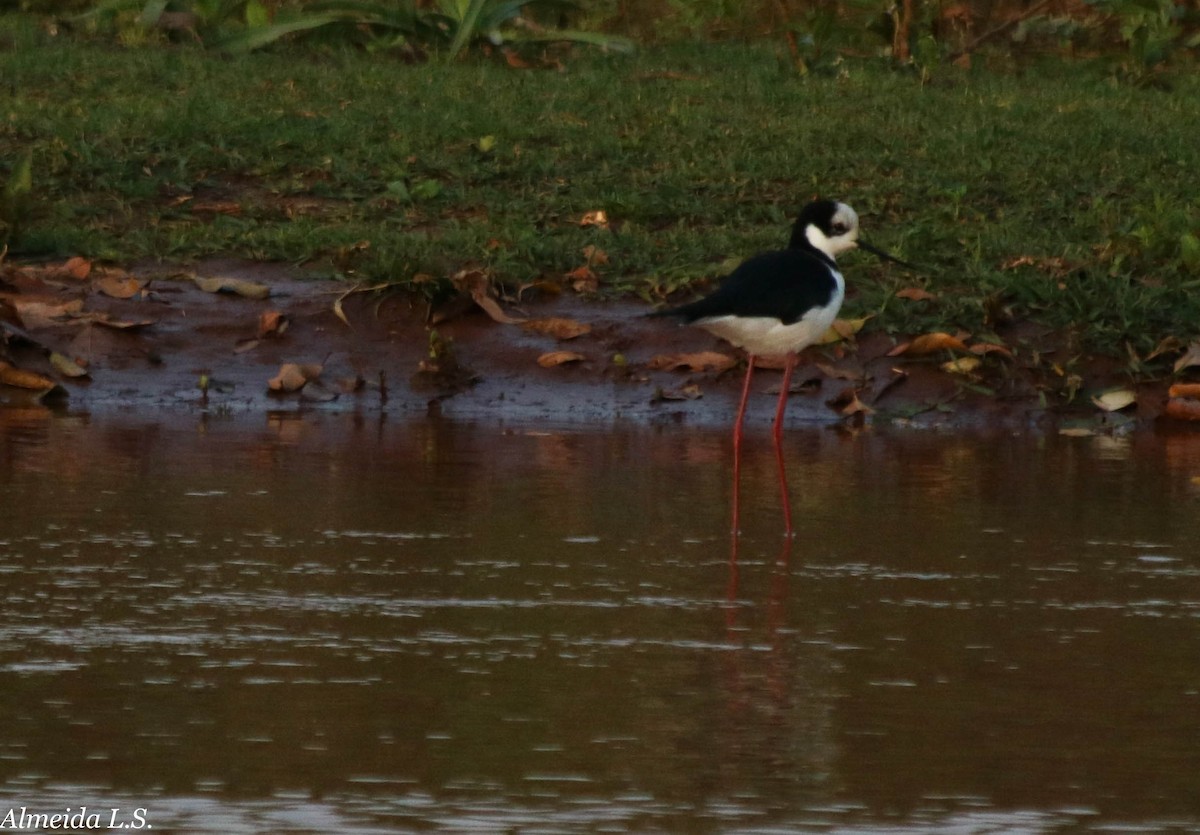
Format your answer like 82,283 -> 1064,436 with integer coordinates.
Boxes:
1,408 -> 1199,834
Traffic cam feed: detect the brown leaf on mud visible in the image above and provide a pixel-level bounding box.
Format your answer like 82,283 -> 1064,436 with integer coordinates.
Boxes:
193,275 -> 271,300
1174,341 -> 1200,373
257,310 -> 288,339
0,360 -> 56,390
268,362 -> 324,392
520,317 -> 591,340
1164,397 -> 1200,421
88,313 -> 155,330
888,332 -> 970,356
1168,383 -> 1200,399
451,268 -> 525,324
537,351 -> 586,368
49,352 -> 89,379
94,274 -> 147,300
895,287 -> 937,302
646,351 -> 737,373
59,257 -> 92,281
969,342 -> 1014,359
11,298 -> 85,329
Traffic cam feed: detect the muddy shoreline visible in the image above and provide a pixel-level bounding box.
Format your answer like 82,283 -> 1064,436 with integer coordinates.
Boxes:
0,258 -> 1181,431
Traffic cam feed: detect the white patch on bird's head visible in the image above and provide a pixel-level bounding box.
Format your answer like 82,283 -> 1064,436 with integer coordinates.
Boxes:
804,202 -> 861,259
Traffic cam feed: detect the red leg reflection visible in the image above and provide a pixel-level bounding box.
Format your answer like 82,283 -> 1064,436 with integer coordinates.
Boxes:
772,353 -> 796,536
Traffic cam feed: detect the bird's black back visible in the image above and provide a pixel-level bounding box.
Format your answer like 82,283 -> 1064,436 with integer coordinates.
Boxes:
651,248 -> 839,326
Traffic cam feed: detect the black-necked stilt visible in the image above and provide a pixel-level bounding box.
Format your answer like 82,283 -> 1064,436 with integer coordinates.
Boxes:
650,199 -> 914,533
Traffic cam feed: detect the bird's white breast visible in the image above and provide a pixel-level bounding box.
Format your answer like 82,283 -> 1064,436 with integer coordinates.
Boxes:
695,270 -> 845,359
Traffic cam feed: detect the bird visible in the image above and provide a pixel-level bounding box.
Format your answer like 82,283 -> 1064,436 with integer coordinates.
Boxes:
649,199 -> 914,534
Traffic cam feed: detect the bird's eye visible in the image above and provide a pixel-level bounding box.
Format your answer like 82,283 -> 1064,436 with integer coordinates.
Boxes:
832,223 -> 848,235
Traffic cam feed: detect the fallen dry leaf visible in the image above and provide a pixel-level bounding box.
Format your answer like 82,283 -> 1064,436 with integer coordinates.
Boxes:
502,48 -> 532,69
257,310 -> 288,339
89,314 -> 155,330
94,274 -> 146,300
942,356 -> 982,375
1168,383 -> 1200,399
895,287 -> 937,302
579,210 -> 609,228
193,275 -> 271,300
819,316 -> 872,345
60,257 -> 92,281
1092,387 -> 1137,412
11,298 -> 85,329
889,332 -> 971,356
582,244 -> 609,266
520,317 -> 591,340
646,351 -> 737,373
0,360 -> 56,390
564,265 -> 599,294
49,352 -> 89,379
537,351 -> 586,368
1174,341 -> 1200,373
451,268 -> 525,324
268,362 -> 324,392
969,342 -> 1014,359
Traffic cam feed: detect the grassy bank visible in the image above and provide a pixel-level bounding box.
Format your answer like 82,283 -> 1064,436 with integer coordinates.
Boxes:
3,15 -> 1200,366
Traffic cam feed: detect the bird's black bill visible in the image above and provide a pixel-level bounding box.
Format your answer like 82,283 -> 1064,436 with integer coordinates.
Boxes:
859,239 -> 920,271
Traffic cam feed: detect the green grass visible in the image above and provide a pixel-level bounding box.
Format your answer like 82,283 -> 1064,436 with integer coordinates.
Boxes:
3,14 -> 1200,363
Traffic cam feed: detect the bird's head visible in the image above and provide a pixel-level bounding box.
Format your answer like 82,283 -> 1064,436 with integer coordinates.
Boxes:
791,199 -> 917,269
790,200 -> 861,259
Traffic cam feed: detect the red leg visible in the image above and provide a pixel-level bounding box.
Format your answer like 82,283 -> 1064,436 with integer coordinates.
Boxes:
773,353 -> 796,536
731,356 -> 755,537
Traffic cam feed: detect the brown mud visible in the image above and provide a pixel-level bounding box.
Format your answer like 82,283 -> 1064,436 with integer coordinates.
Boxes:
0,258 -> 1184,430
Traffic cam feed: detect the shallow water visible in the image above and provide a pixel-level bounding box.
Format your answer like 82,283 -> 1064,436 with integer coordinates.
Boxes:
1,408 -> 1199,833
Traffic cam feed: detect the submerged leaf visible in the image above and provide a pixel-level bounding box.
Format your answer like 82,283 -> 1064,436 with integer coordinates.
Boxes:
268,362 -> 323,392
1092,387 -> 1137,412
194,275 -> 271,300
646,351 -> 737,373
520,317 -> 591,340
1165,397 -> 1200,421
537,351 -> 585,368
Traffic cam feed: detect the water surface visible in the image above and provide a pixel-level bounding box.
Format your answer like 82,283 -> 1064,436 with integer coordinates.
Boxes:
1,409 -> 1199,833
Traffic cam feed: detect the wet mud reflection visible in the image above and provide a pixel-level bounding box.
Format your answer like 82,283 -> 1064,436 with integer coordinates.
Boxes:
1,409 -> 1199,832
